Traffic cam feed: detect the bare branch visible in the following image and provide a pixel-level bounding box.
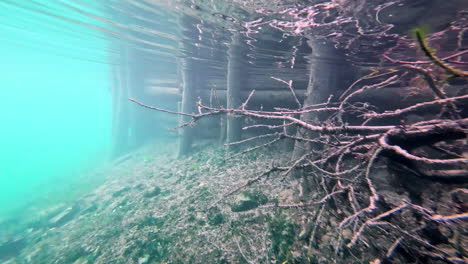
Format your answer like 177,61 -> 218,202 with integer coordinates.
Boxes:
379,131 -> 467,167
347,203 -> 408,247
271,76 -> 302,108
129,97 -> 195,117
340,148 -> 382,229
229,135 -> 283,158
234,236 -> 255,264
224,132 -> 279,146
383,50 -> 468,65
363,95 -> 468,120
339,74 -> 400,109
401,65 -> 461,119
430,212 -> 468,223
386,237 -> 403,258
414,29 -> 468,77
241,90 -> 256,110
242,122 -> 294,130
339,69 -> 399,100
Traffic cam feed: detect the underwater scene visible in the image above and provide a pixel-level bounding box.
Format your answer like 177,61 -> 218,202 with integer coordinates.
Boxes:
0,0 -> 467,263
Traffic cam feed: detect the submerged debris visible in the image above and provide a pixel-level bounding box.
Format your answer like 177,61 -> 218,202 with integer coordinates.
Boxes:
0,139 -> 466,263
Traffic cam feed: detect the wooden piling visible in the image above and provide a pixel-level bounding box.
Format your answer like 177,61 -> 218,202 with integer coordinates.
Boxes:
177,58 -> 196,157
226,32 -> 243,145
292,39 -> 355,159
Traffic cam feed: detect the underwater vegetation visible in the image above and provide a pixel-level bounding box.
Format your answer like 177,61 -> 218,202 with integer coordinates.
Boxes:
413,27 -> 468,77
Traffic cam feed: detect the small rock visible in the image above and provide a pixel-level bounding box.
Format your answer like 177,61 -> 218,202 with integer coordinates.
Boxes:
138,254 -> 150,264
144,186 -> 161,198
49,205 -> 80,227
320,234 -> 332,245
231,200 -> 259,212
341,229 -> 353,240
112,187 -> 131,197
134,184 -> 145,190
278,189 -> 294,204
72,257 -> 89,264
379,190 -> 409,207
81,204 -> 98,215
207,208 -> 225,226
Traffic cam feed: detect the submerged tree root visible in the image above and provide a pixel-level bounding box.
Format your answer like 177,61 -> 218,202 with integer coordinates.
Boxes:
130,35 -> 467,263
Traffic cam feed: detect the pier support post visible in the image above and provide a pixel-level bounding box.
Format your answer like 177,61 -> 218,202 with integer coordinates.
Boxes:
291,39 -> 355,197
226,32 -> 244,146
178,58 -> 196,157
292,39 -> 354,160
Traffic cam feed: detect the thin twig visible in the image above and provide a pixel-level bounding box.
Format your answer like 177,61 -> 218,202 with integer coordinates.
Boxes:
363,95 -> 468,119
271,76 -> 302,108
224,132 -> 279,146
383,50 -> 468,65
234,236 -> 255,264
340,148 -> 382,229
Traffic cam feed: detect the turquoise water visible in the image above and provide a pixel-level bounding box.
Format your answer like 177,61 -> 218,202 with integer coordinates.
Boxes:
0,1 -> 111,217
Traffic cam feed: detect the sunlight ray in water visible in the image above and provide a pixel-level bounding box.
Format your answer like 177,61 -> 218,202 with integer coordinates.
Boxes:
0,1 -> 466,263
